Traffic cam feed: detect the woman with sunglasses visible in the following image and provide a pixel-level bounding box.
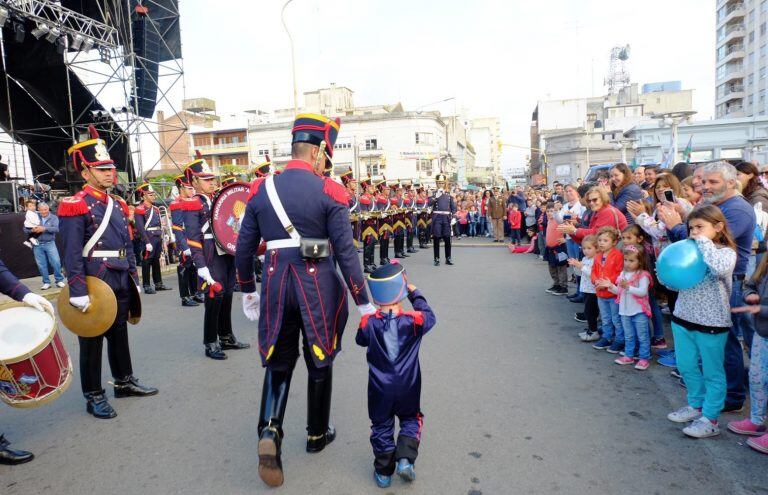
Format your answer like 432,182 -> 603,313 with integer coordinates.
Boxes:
558,186 -> 627,245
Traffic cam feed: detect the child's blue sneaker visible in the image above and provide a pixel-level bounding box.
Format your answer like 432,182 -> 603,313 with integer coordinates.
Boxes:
656,348 -> 675,358
592,337 -> 612,350
657,353 -> 677,368
606,341 -> 624,354
374,472 -> 391,488
396,458 -> 416,482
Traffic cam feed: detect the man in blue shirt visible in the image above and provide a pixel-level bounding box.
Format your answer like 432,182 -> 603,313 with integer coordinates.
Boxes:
660,161 -> 755,411
26,202 -> 65,290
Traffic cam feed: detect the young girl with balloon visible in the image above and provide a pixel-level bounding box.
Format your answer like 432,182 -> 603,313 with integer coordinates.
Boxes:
606,245 -> 654,370
662,205 -> 737,439
591,226 -> 625,354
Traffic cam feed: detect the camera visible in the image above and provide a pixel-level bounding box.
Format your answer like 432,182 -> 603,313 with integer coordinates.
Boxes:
663,190 -> 675,203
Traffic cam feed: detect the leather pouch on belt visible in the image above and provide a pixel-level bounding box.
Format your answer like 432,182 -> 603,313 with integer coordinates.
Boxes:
300,238 -> 330,260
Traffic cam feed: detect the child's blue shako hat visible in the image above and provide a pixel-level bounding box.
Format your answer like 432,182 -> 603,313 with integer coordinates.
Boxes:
367,262 -> 407,306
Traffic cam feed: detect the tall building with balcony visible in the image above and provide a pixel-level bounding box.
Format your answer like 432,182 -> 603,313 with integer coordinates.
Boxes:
715,1 -> 747,118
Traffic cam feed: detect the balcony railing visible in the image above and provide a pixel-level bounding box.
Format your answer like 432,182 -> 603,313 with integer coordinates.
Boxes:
726,104 -> 744,115
718,23 -> 745,41
210,141 -> 247,149
718,2 -> 745,22
718,43 -> 745,61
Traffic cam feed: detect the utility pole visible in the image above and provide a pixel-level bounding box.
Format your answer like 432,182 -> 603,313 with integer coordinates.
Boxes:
281,0 -> 298,116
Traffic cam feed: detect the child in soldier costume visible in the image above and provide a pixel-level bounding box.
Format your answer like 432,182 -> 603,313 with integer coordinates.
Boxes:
357,262 -> 437,488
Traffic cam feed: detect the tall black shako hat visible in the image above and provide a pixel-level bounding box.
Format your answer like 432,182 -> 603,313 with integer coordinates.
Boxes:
136,182 -> 155,196
339,167 -> 355,186
367,262 -> 408,306
291,113 -> 340,170
68,125 -> 116,172
183,150 -> 216,183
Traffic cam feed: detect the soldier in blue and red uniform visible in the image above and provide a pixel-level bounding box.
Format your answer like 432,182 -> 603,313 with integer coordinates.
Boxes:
390,181 -> 409,259
252,159 -> 273,283
0,258 -> 53,465
415,186 -> 429,248
376,178 -> 392,266
234,113 -> 375,487
134,182 -> 171,294
402,181 -> 418,254
356,262 -> 436,488
179,153 -> 250,360
359,177 -> 378,274
340,168 -> 360,248
59,126 -> 158,419
169,174 -> 200,307
429,173 -> 456,266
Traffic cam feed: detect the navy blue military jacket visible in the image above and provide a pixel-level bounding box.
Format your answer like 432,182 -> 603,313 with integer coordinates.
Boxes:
59,185 -> 139,298
429,191 -> 456,214
234,160 -> 371,368
180,193 -> 216,269
356,290 -> 436,394
0,258 -> 30,301
169,199 -> 189,252
134,203 -> 162,243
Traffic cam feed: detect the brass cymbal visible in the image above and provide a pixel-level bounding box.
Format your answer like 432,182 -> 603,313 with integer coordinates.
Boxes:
57,276 -> 117,338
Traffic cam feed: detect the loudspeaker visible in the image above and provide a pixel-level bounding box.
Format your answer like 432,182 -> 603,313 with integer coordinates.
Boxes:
131,13 -> 159,119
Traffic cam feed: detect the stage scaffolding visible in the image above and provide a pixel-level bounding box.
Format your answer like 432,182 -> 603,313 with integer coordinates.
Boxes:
0,0 -> 186,195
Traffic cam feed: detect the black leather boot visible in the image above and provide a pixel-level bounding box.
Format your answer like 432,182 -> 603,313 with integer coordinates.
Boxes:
114,376 -> 159,398
205,343 -> 227,360
258,369 -> 293,487
220,334 -> 251,350
143,285 -> 156,295
306,366 -> 336,453
85,390 -> 117,419
0,435 -> 33,465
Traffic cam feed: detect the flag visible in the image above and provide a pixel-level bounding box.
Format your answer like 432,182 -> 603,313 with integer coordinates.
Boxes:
630,156 -> 638,169
682,135 -> 693,163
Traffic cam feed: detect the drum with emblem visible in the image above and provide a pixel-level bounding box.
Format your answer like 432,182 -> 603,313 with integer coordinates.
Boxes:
211,182 -> 251,256
0,306 -> 72,408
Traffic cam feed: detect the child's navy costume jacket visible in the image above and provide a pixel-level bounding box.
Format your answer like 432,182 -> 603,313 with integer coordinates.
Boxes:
356,289 -> 436,473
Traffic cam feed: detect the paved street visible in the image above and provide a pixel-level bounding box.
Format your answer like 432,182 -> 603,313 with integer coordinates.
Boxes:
2,245 -> 767,495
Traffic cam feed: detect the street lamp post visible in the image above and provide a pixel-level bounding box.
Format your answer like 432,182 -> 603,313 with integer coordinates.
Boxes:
281,0 -> 298,116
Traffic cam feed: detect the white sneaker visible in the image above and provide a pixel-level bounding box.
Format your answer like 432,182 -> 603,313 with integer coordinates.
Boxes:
683,417 -> 720,438
578,330 -> 589,339
667,405 -> 702,423
56,281 -> 66,288
581,331 -> 600,342
40,283 -> 51,290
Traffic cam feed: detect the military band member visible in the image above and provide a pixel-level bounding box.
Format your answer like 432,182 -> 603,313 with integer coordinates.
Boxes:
429,173 -> 456,266
375,178 -> 392,265
169,174 -> 200,307
134,182 -> 171,294
340,168 -> 360,248
221,174 -> 238,187
403,182 -> 418,254
359,177 -> 379,273
0,257 -> 53,464
59,126 -> 158,419
416,187 -> 429,248
252,159 -> 273,282
390,181 -> 409,259
181,154 -> 250,360
234,113 -> 374,487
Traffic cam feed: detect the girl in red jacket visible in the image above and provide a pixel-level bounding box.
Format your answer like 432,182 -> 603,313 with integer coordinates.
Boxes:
591,226 -> 625,353
507,203 -> 522,245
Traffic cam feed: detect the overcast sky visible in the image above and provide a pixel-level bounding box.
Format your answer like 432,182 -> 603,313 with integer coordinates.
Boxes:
177,0 -> 715,171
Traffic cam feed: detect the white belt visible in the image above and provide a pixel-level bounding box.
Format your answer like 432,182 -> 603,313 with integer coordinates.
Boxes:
266,238 -> 301,250
203,234 -> 214,240
433,211 -> 452,215
91,250 -> 122,258
146,227 -> 161,231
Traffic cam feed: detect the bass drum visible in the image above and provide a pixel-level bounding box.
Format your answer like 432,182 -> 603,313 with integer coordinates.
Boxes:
211,182 -> 251,256
0,306 -> 72,408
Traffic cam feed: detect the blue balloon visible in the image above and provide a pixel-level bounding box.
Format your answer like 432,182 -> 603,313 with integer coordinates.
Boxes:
656,239 -> 708,290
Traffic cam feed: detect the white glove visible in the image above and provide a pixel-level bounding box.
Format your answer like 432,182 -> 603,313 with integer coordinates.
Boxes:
183,249 -> 192,257
358,303 -> 377,316
145,243 -> 153,253
197,266 -> 216,285
242,291 -> 261,321
136,285 -> 142,293
23,292 -> 54,315
69,295 -> 91,313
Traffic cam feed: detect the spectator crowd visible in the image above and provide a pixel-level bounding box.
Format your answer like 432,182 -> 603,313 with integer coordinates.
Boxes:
500,160 -> 768,454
